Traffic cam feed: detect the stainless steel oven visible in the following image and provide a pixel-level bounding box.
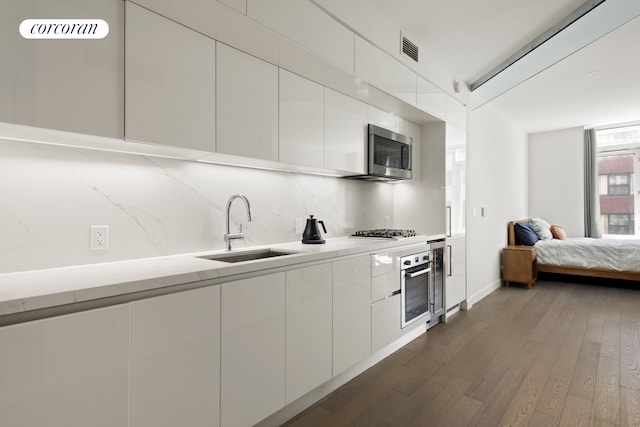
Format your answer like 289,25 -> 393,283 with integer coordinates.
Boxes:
400,251 -> 431,328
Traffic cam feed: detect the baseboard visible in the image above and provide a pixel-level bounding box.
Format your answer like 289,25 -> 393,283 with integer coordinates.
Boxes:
468,279 -> 502,306
256,324 -> 427,427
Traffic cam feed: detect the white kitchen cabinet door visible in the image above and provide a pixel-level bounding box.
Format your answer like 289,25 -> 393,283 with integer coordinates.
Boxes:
0,0 -> 123,138
126,2 -> 215,152
368,105 -> 401,133
247,0 -> 354,74
324,88 -> 368,173
130,286 -> 220,427
355,36 -> 416,106
446,123 -> 466,238
333,255 -> 372,376
221,273 -> 286,427
285,264 -> 332,404
279,69 -> 324,168
0,305 -> 129,427
218,0 -> 246,14
445,121 -> 466,313
372,293 -> 402,353
446,236 -> 467,311
216,42 -> 279,161
128,0 -> 217,38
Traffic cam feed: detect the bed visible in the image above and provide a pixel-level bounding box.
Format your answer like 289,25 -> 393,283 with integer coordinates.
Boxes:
508,219 -> 640,282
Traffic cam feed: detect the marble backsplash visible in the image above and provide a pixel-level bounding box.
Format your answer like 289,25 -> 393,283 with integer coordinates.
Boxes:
0,134 -> 395,274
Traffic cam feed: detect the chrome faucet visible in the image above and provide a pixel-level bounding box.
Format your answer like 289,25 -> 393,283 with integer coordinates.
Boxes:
224,194 -> 252,251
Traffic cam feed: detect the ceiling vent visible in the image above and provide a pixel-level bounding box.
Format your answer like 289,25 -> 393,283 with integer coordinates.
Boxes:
401,32 -> 419,63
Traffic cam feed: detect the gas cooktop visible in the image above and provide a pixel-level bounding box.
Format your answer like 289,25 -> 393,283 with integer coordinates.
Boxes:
351,229 -> 417,239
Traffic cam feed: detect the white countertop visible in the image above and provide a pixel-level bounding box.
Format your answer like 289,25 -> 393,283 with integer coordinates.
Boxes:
0,235 -> 444,319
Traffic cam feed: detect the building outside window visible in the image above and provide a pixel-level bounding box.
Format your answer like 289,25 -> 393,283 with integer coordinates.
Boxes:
596,125 -> 639,237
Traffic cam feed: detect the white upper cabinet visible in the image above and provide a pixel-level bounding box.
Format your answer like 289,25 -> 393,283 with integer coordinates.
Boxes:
128,0 -> 217,38
247,0 -> 354,74
125,3 -> 215,152
218,0 -> 246,14
216,42 -> 279,161
355,36 -> 416,106
279,69 -> 325,168
130,286 -> 220,427
368,105 -> 400,133
324,88 -> 368,174
445,122 -> 467,312
0,305 -> 129,427
446,123 -> 466,237
417,76 -> 447,120
0,0 -> 123,138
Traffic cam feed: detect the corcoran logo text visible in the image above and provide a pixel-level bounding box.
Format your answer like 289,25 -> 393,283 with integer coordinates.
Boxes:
19,19 -> 109,39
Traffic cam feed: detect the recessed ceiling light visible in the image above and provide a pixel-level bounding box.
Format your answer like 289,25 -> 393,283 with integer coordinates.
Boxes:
587,69 -> 601,77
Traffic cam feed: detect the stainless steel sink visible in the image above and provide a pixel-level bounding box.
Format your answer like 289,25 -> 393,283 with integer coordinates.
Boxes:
198,248 -> 299,263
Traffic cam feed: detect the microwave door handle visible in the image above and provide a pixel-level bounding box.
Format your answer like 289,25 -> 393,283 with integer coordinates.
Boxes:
401,144 -> 409,169
408,268 -> 430,278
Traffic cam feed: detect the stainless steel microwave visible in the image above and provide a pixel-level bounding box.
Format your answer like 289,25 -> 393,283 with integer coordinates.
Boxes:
346,124 -> 412,181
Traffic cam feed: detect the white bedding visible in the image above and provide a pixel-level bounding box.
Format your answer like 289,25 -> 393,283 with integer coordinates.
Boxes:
535,237 -> 640,272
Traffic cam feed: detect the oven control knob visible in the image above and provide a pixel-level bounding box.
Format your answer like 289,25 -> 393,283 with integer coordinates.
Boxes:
414,257 -> 419,262
423,255 -> 428,261
404,260 -> 411,266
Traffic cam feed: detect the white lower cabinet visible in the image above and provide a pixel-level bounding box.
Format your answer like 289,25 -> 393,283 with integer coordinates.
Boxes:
221,273 -> 286,427
371,249 -> 404,353
130,286 -> 221,427
0,305 -> 129,427
285,264 -> 333,404
446,237 -> 467,311
332,255 -> 372,375
372,294 -> 402,353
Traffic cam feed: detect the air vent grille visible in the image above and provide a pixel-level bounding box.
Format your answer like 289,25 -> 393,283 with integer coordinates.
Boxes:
401,35 -> 419,62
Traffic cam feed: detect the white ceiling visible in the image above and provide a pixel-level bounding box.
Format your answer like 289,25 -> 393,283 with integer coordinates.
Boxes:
366,0 -> 640,133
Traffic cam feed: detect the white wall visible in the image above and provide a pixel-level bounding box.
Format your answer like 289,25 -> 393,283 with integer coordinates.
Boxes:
528,127 -> 584,237
0,128 -> 396,274
393,122 -> 445,235
393,122 -> 446,236
467,103 -> 528,303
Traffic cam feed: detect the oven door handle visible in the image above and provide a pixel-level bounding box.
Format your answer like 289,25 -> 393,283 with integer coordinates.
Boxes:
407,268 -> 430,278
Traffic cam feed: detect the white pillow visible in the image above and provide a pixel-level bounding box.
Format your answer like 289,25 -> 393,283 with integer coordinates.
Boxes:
531,218 -> 553,240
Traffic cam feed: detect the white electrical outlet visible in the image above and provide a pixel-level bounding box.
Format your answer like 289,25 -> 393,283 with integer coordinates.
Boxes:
295,218 -> 305,234
91,225 -> 109,250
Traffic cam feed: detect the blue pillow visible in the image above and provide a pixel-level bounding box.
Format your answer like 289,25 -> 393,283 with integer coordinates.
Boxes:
514,222 -> 539,246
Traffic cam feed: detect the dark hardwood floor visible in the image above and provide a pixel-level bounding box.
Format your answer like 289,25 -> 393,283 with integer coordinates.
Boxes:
284,277 -> 640,426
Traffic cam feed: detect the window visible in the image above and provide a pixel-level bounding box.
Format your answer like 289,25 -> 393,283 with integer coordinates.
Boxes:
602,213 -> 635,235
602,173 -> 633,196
596,125 -> 640,237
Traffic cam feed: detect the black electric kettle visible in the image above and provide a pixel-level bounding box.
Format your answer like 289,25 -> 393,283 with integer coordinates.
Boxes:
302,215 -> 327,244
